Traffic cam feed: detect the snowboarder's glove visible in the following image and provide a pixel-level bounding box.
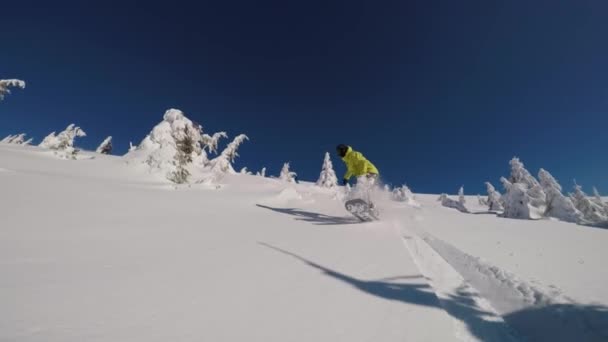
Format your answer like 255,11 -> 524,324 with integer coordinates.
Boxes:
342,178 -> 348,186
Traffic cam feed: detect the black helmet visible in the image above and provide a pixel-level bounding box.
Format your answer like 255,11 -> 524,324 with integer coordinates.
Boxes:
336,144 -> 348,157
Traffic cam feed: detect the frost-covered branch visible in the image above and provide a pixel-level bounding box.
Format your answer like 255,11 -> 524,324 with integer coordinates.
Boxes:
0,79 -> 26,101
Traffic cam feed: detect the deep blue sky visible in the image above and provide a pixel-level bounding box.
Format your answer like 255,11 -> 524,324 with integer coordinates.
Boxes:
1,1 -> 607,194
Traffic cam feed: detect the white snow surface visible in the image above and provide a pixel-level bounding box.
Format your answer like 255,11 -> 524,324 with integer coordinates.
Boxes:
1,144 -> 608,342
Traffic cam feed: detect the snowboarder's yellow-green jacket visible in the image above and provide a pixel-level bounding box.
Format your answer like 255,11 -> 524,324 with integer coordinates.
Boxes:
341,146 -> 379,180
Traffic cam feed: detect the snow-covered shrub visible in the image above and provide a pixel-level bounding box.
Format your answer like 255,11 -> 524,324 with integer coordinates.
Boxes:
438,193 -> 469,213
279,163 -> 297,183
570,185 -> 608,225
500,177 -> 545,219
538,169 -> 582,223
316,152 -> 338,188
485,182 -> 504,211
128,142 -> 137,152
477,195 -> 488,206
509,157 -> 546,209
38,124 -> 87,159
392,185 -> 420,207
208,134 -> 249,176
96,136 -> 112,154
0,79 -> 25,101
256,167 -> 267,177
239,167 -> 253,175
1,133 -> 30,145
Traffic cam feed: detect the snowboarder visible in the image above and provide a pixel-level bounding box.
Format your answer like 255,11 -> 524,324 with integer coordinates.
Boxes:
336,144 -> 380,220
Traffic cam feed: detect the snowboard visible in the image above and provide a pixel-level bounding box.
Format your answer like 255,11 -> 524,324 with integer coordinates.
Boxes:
345,199 -> 379,222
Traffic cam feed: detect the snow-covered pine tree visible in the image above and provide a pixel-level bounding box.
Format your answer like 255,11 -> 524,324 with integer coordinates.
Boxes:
458,186 -> 466,205
208,134 -> 249,175
279,162 -> 297,183
316,152 -> 338,188
485,182 -> 504,211
96,136 -> 113,154
570,185 -> 607,225
509,157 -> 546,209
0,79 -> 26,101
538,168 -> 582,223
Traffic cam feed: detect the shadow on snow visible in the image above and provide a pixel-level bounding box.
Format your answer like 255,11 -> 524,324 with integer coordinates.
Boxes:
259,242 -> 608,342
256,204 -> 360,225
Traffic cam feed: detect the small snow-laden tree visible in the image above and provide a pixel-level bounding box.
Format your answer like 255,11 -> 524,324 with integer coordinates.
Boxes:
458,186 -> 466,205
256,167 -> 266,177
500,177 -> 541,219
508,157 -> 546,208
485,182 -> 503,211
96,136 -> 113,154
128,141 -> 137,152
437,193 -> 469,213
316,152 -> 338,188
208,134 -> 249,176
570,185 -> 607,225
0,79 -> 26,101
38,124 -> 86,158
1,134 -> 15,143
240,167 -> 253,175
279,162 -> 297,183
538,169 -> 582,223
478,194 -> 489,206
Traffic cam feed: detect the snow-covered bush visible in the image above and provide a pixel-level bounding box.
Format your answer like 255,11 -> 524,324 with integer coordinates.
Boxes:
38,124 -> 87,159
591,187 -> 608,216
316,152 -> 338,188
570,185 -> 608,225
477,195 -> 488,206
438,193 -> 469,213
128,142 -> 137,152
1,133 -> 31,145
500,177 -> 545,219
0,79 -> 25,101
256,167 -> 267,177
509,157 -> 546,209
538,169 -> 582,223
392,185 -> 420,207
279,163 -> 297,183
96,136 -> 112,154
239,167 -> 253,175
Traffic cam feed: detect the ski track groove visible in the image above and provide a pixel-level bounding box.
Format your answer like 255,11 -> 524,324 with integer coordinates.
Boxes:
393,210 -> 608,342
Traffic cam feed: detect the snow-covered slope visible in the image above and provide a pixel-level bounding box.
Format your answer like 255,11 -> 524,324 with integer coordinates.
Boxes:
1,144 -> 607,341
